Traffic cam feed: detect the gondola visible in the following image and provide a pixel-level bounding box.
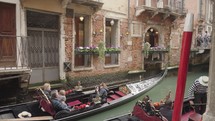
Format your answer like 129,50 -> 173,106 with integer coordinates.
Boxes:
0,69 -> 167,121
104,97 -> 202,121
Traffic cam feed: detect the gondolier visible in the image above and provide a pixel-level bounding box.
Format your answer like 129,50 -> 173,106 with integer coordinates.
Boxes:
188,76 -> 209,114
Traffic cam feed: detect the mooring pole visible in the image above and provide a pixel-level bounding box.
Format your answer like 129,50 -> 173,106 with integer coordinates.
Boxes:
172,13 -> 194,121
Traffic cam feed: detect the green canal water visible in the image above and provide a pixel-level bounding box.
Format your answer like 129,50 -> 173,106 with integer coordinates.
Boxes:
80,69 -> 208,121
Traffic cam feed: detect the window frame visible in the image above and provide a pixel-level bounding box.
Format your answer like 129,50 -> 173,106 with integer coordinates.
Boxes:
104,18 -> 120,67
73,14 -> 93,70
131,21 -> 142,37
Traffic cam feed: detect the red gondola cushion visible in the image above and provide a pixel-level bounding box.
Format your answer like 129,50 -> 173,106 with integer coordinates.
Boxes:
115,91 -> 126,97
189,113 -> 202,121
67,100 -> 82,107
40,99 -> 56,116
110,94 -> 121,100
107,98 -> 113,102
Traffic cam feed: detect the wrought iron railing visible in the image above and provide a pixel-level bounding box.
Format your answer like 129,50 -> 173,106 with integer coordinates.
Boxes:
0,35 -> 29,70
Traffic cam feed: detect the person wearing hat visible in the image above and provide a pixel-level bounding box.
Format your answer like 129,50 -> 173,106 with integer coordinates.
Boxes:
188,76 -> 209,114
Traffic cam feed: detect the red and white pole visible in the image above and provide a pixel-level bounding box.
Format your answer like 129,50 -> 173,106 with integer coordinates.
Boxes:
172,13 -> 194,121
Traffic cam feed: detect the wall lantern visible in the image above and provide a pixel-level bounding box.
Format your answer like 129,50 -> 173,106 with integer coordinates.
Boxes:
150,28 -> 153,32
110,20 -> 114,26
79,16 -> 84,21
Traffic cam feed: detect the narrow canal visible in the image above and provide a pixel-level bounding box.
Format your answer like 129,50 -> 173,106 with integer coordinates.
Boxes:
80,67 -> 209,121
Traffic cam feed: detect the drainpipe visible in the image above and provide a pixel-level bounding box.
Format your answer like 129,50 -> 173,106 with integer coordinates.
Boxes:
128,0 -> 131,41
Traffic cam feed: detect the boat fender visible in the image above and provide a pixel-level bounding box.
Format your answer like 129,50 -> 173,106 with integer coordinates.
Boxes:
18,111 -> 32,118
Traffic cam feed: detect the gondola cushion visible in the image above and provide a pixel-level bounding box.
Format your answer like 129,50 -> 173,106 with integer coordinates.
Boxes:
40,99 -> 56,116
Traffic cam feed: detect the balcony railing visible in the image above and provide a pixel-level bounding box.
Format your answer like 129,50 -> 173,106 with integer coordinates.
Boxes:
136,0 -> 187,15
0,35 -> 29,70
71,0 -> 103,9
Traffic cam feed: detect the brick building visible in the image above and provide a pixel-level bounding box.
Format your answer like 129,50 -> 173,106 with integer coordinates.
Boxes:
0,0 -> 213,86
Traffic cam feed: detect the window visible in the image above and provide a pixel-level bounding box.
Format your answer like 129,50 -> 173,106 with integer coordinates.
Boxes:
105,19 -> 119,66
131,21 -> 142,37
74,15 -> 91,68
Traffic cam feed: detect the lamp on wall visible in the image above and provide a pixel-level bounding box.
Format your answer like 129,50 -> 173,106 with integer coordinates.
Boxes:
150,28 -> 153,32
79,16 -> 84,21
110,20 -> 114,26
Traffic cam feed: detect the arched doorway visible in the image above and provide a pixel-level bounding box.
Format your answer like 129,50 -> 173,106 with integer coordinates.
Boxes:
145,27 -> 159,47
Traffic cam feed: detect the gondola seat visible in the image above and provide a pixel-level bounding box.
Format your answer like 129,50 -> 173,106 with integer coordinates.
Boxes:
132,105 -> 168,121
107,98 -> 113,102
115,91 -> 126,97
110,94 -> 121,100
67,100 -> 82,107
188,113 -> 202,121
40,99 -> 56,116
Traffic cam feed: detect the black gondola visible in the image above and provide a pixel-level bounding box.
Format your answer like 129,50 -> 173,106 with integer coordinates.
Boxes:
0,69 -> 167,121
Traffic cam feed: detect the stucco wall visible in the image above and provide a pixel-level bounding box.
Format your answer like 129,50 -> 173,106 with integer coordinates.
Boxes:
101,0 -> 128,17
22,0 -> 63,13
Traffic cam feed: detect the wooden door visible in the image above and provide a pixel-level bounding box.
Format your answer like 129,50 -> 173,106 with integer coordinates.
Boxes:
0,2 -> 16,67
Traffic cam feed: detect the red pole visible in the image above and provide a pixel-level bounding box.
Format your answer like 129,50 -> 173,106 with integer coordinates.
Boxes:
172,13 -> 194,121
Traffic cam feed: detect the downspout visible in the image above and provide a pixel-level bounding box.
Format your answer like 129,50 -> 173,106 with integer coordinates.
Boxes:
128,0 -> 131,41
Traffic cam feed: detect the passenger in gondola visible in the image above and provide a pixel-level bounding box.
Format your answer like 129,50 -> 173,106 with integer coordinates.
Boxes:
92,94 -> 101,105
141,95 -> 156,116
58,89 -> 67,106
99,84 -> 108,103
159,99 -> 173,121
51,90 -> 71,112
43,83 -> 51,98
188,76 -> 209,115
89,85 -> 100,103
101,82 -> 109,92
74,81 -> 83,93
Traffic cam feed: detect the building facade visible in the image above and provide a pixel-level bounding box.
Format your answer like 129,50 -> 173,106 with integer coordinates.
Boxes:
0,0 -> 213,85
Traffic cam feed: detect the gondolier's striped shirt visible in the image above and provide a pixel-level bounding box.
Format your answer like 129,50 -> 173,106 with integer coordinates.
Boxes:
188,78 -> 208,99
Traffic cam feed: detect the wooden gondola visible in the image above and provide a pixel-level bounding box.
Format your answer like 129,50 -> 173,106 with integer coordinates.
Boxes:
104,97 -> 202,121
0,69 -> 167,121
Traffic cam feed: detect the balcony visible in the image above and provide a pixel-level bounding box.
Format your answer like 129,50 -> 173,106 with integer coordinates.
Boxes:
71,0 -> 103,11
143,46 -> 169,64
135,0 -> 187,22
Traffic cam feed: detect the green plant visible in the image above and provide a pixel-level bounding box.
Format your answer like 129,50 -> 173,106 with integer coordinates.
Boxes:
106,47 -> 121,52
143,42 -> 151,58
98,41 -> 105,61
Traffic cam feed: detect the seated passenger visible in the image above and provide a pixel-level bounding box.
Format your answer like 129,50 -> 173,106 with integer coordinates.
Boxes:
92,94 -> 101,105
141,95 -> 156,116
99,84 -> 108,103
58,89 -> 67,106
51,90 -> 71,112
100,82 -> 109,92
159,99 -> 173,121
43,83 -> 51,98
74,81 -> 83,93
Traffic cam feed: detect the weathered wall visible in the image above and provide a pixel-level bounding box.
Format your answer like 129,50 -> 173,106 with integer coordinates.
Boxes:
22,0 -> 63,13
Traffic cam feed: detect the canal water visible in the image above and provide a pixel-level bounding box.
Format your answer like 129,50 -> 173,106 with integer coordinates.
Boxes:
80,68 -> 208,121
